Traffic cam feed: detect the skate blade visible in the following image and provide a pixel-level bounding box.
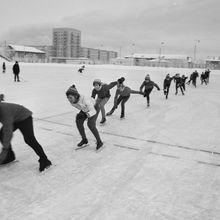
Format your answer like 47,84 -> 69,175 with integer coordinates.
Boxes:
0,160 -> 19,167
96,144 -> 105,152
75,144 -> 89,150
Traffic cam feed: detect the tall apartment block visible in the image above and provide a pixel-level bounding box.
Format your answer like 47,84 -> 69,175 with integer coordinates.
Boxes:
53,28 -> 81,58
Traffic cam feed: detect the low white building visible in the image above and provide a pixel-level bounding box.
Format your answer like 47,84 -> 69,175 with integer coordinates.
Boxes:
6,44 -> 46,63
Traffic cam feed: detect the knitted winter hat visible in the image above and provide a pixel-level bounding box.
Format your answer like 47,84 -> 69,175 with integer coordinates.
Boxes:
117,77 -> 125,84
66,85 -> 79,98
93,79 -> 102,86
145,74 -> 150,80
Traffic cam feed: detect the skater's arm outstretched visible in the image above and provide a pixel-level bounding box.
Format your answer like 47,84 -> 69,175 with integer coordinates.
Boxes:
130,89 -> 143,95
107,81 -> 118,90
154,83 -> 160,90
139,81 -> 145,93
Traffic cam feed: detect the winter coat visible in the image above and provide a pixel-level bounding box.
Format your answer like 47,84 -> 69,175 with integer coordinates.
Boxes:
163,77 -> 173,88
182,76 -> 188,83
173,76 -> 183,85
0,102 -> 32,149
140,80 -> 160,92
12,63 -> 20,75
69,95 -> 97,118
91,81 -> 117,99
114,86 -> 141,105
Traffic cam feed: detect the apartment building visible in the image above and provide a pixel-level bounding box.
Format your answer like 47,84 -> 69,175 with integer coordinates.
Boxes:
53,28 -> 81,58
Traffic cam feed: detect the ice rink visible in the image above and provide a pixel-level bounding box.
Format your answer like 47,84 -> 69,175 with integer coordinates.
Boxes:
1,63 -> 220,220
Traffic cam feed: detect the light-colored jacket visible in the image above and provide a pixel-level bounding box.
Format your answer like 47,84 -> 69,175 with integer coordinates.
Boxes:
70,95 -> 97,117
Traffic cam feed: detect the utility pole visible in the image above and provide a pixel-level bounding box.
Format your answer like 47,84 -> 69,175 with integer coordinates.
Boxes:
193,39 -> 200,66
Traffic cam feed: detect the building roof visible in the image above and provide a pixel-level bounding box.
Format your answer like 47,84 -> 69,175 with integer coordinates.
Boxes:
125,53 -> 188,60
206,57 -> 220,62
8,44 -> 45,54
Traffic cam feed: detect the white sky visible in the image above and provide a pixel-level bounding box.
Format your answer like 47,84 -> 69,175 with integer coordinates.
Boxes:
0,0 -> 220,58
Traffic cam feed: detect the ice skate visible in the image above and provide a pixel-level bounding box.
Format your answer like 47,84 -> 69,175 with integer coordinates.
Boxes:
77,139 -> 88,147
0,148 -> 16,165
38,158 -> 52,172
96,141 -> 104,152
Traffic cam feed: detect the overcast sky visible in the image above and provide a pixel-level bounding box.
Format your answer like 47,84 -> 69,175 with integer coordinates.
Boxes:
0,0 -> 219,58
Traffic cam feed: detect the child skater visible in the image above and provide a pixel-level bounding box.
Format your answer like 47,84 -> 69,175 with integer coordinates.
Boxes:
91,79 -> 118,124
66,85 -> 103,150
163,74 -> 174,99
139,75 -> 160,107
173,73 -> 184,95
0,97 -> 52,171
106,77 -> 143,119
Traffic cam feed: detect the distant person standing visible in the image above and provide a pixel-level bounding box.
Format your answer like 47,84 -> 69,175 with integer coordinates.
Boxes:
12,61 -> 20,82
2,62 -> 6,73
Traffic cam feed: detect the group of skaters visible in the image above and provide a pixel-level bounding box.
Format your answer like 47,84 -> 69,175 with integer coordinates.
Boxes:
2,61 -> 21,82
0,68 -> 211,172
163,69 -> 210,99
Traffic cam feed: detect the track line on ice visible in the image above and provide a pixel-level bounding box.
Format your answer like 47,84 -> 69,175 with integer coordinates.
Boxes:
113,144 -> 140,151
35,118 -> 220,156
35,111 -> 73,120
150,152 -> 220,168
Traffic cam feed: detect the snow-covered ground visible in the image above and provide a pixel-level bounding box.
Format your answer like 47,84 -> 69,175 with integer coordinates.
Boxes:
1,63 -> 220,220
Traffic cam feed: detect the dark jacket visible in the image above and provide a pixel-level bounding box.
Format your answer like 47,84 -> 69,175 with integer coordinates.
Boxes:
12,63 -> 20,75
0,102 -> 32,149
140,80 -> 160,92
91,81 -> 117,99
163,77 -> 173,88
113,86 -> 142,106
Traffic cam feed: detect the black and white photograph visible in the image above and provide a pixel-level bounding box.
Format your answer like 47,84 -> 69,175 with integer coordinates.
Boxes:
0,0 -> 220,219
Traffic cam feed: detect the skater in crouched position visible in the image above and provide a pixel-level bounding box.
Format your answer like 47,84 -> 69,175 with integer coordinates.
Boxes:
173,73 -> 184,95
66,85 -> 103,150
139,75 -> 160,107
91,79 -> 118,124
163,74 -> 173,99
106,77 -> 143,118
0,100 -> 51,171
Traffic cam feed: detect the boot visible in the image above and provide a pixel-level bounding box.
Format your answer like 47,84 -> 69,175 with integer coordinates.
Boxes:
0,148 -> 15,165
120,113 -> 125,119
106,107 -> 116,116
96,141 -> 103,151
77,138 -> 88,147
100,118 -> 106,124
38,158 -> 52,172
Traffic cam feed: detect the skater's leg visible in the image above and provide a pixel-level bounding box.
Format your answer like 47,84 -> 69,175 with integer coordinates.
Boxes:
120,96 -> 130,117
87,108 -> 102,143
15,116 -> 49,160
98,97 -> 109,122
76,111 -> 88,140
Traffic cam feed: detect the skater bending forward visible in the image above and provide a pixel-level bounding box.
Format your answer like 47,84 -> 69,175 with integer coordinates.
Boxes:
66,85 -> 103,150
91,79 -> 117,124
0,101 -> 52,171
106,77 -> 143,118
140,75 -> 160,107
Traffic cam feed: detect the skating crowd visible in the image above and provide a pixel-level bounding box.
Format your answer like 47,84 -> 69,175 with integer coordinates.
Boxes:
0,67 -> 211,172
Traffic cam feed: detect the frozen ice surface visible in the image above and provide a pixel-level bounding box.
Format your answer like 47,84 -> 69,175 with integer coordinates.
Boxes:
0,63 -> 220,220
